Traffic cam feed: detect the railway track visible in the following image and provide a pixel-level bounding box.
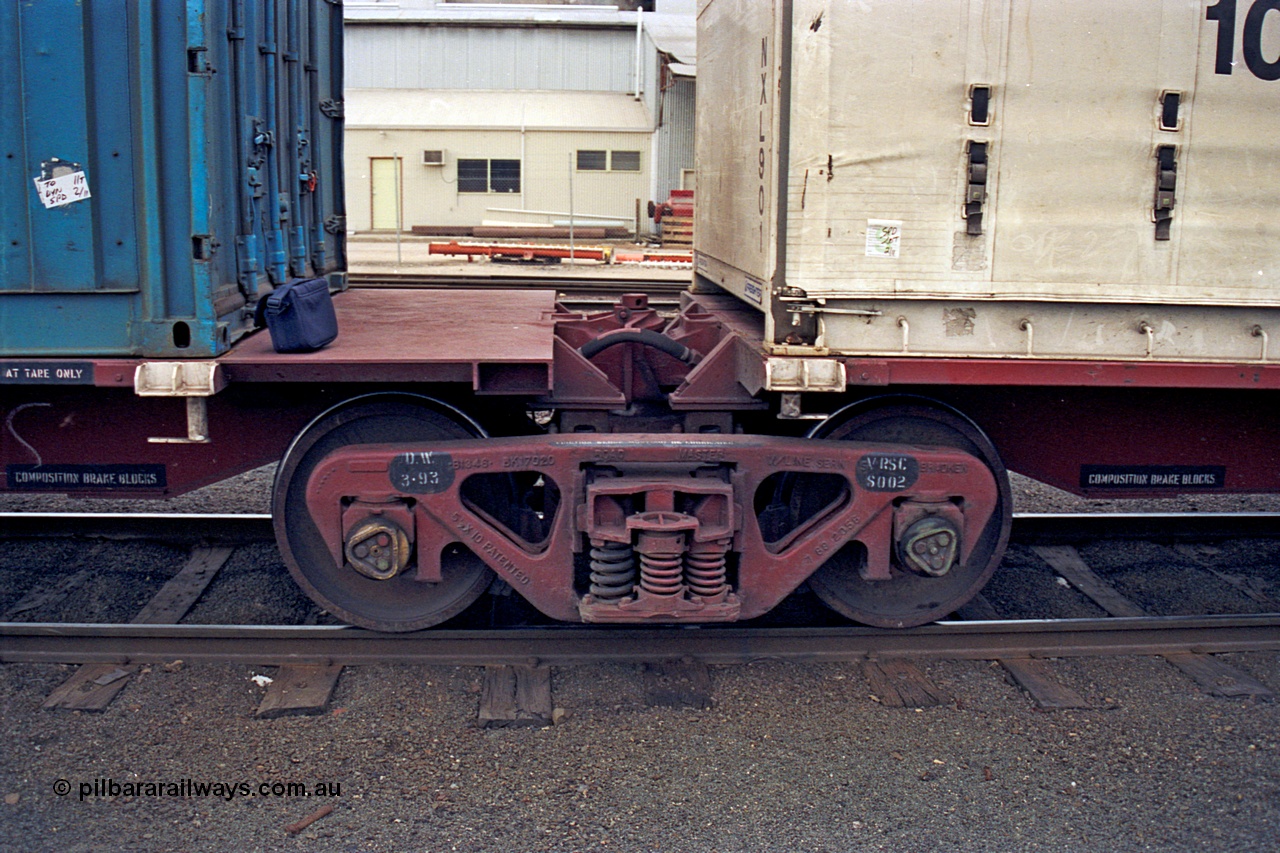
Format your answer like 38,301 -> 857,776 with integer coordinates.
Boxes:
2,511 -> 1278,668
3,509 -> 1276,714
2,614 -> 1277,666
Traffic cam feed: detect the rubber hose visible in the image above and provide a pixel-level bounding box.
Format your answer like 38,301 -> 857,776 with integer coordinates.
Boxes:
579,329 -> 700,365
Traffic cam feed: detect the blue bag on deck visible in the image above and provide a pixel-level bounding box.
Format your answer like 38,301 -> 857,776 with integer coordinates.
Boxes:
262,277 -> 339,353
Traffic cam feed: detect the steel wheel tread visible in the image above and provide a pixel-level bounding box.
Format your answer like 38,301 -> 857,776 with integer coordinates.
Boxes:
273,395 -> 493,632
803,397 -> 1013,628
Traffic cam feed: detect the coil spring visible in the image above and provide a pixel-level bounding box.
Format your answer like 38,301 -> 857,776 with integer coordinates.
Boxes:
639,550 -> 684,596
588,540 -> 635,600
685,548 -> 728,598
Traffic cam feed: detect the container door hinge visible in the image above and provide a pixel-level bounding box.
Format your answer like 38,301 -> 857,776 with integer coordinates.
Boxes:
135,363 -> 227,444
1154,145 -> 1177,241
319,99 -> 344,119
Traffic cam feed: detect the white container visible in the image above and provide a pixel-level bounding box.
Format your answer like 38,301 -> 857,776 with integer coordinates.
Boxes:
694,0 -> 1280,366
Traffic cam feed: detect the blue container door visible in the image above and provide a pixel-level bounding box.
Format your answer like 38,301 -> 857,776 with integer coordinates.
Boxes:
0,0 -> 344,357
0,1 -> 140,296
210,0 -> 346,307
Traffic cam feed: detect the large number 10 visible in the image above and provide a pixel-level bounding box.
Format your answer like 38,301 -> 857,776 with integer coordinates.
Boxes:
1207,0 -> 1280,79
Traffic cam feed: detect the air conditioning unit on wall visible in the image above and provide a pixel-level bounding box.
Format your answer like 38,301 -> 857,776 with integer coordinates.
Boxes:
422,149 -> 445,166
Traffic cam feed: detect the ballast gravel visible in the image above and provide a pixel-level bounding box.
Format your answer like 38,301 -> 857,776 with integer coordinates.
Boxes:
1,473 -> 1279,852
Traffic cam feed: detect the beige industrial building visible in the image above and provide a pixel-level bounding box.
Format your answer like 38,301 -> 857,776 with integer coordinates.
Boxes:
346,90 -> 654,233
343,1 -> 696,237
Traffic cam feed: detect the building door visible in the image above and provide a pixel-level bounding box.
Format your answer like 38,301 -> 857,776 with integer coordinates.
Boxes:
370,157 -> 402,231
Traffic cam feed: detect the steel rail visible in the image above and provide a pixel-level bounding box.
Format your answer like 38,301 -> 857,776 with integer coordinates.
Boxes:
1,615 -> 1277,666
4,511 -> 1279,546
1009,511 -> 1280,542
0,512 -> 276,544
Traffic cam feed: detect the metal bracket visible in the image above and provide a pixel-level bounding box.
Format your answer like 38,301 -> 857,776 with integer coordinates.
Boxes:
1251,325 -> 1270,362
777,393 -> 829,421
135,362 -> 226,444
765,357 -> 846,393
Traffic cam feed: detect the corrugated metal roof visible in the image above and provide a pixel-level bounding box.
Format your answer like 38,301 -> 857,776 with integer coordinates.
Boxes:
346,88 -> 654,131
344,4 -> 696,66
344,3 -> 636,26
645,14 -> 695,65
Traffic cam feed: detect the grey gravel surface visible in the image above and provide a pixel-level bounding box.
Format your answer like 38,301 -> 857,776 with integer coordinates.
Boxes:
2,474 -> 1279,851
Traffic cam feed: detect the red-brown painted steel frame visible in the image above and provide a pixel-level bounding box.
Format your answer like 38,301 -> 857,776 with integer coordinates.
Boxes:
0,386 -> 321,498
2,290 -> 562,497
4,288 -> 1279,502
942,385 -> 1280,497
220,289 -> 558,391
303,433 -> 998,623
840,356 -> 1280,390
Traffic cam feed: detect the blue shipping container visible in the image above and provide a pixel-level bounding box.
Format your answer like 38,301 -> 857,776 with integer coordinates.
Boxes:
0,0 -> 345,357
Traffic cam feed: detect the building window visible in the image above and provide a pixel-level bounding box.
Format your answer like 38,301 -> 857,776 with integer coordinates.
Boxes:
489,159 -> 521,193
610,150 -> 641,172
577,150 -> 608,171
458,158 -> 521,193
576,150 -> 641,172
457,159 -> 489,193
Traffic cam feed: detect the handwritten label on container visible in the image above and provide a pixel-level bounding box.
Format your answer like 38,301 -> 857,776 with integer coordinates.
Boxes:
33,171 -> 92,209
865,220 -> 902,259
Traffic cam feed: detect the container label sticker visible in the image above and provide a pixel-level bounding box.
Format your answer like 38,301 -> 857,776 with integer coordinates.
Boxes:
865,220 -> 902,258
7,464 -> 166,490
1,362 -> 95,384
743,276 -> 764,305
389,451 -> 455,494
32,159 -> 92,209
1080,465 -> 1226,489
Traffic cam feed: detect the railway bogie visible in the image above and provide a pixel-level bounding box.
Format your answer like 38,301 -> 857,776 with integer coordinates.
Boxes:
4,1 -> 1280,632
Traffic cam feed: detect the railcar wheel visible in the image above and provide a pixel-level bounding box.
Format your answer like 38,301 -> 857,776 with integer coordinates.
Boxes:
273,394 -> 494,632
802,396 -> 1013,628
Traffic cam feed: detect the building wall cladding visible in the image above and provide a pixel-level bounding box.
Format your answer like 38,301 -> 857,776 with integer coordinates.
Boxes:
346,25 -> 641,94
344,14 -> 682,234
655,74 -> 696,199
